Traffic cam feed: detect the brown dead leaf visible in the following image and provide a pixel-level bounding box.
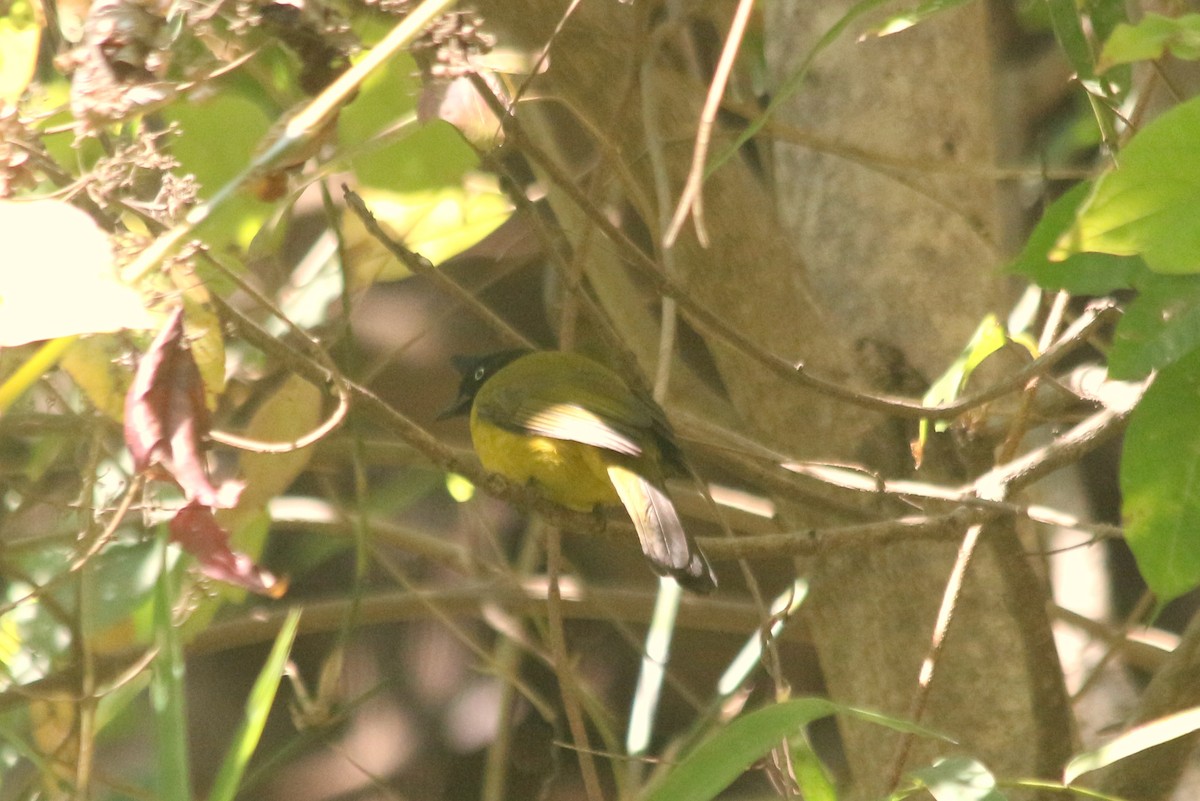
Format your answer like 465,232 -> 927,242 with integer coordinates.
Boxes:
123,306 -> 240,507
170,501 -> 287,598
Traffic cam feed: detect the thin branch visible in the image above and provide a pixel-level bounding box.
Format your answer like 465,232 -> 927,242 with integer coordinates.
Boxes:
663,0 -> 757,248
545,526 -> 606,801
186,582 -> 812,656
342,186 -> 532,350
469,70 -> 1121,419
209,378 -> 350,453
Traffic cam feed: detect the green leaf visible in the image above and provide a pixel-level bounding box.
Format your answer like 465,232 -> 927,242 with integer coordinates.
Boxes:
1045,0 -> 1127,145
207,608 -> 301,801
1009,183 -> 1144,294
338,52 -> 477,192
910,757 -> 1006,801
1099,13 -> 1200,72
791,736 -> 838,801
918,315 -> 1013,446
866,0 -> 977,38
445,473 -> 476,503
83,539 -> 167,642
1056,95 -> 1200,274
1110,273 -> 1200,379
1120,348 -> 1200,602
1065,705 -> 1200,784
641,698 -> 948,801
162,90 -> 274,251
1046,0 -> 1099,80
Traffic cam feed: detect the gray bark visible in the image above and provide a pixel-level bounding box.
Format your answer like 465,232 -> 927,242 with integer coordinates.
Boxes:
473,0 -> 1075,797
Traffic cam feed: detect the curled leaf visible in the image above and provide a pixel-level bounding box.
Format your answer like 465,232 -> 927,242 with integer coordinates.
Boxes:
169,501 -> 287,598
124,307 -> 241,507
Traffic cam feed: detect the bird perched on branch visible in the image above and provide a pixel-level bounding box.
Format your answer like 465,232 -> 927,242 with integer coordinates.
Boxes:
441,349 -> 717,593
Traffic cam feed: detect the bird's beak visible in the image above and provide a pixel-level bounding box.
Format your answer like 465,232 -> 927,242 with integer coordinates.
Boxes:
436,393 -> 473,421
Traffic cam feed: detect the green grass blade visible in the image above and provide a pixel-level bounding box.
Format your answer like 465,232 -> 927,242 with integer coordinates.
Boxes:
642,698 -> 949,801
152,537 -> 193,801
207,608 -> 302,801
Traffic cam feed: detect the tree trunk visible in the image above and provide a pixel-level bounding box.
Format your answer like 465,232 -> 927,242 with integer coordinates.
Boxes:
764,3 -> 1072,796
473,0 -> 1075,796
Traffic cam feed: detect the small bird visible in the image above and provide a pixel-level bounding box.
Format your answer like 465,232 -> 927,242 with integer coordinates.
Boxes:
441,349 -> 717,593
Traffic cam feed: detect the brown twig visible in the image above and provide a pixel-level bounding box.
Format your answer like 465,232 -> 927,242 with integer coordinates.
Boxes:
469,70 -> 1121,420
663,0 -> 757,248
341,185 -> 532,350
883,394 -> 1142,791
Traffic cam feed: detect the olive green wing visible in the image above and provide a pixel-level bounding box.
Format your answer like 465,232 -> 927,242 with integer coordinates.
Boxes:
477,359 -> 666,459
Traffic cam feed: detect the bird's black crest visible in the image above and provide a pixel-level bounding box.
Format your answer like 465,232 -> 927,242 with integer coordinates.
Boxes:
438,349 -> 531,419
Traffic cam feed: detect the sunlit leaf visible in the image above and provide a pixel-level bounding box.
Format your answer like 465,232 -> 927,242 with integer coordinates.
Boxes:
1055,96 -> 1200,274
865,0 -> 975,38
1120,348 -> 1200,602
338,51 -> 477,192
916,315 -> 1013,452
217,375 -> 324,578
233,375 -> 324,510
207,609 -> 301,801
1065,705 -> 1200,784
342,178 -> 513,286
445,473 -> 475,503
0,0 -> 40,103
162,90 -> 274,251
1008,183 -> 1143,294
1099,13 -> 1200,71
152,533 -> 191,801
179,298 -> 226,411
911,757 -> 1006,801
0,200 -> 154,345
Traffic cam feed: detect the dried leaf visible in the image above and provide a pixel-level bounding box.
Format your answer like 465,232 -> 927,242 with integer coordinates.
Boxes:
418,73 -> 505,150
170,501 -> 287,598
124,307 -> 240,507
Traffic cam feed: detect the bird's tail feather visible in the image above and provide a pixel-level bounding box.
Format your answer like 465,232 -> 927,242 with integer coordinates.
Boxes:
607,465 -> 717,593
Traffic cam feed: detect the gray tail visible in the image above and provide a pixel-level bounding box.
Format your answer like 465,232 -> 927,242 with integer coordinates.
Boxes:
607,465 -> 717,593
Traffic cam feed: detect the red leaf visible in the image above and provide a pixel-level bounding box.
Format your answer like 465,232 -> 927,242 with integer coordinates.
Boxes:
169,501 -> 288,598
124,307 -> 241,508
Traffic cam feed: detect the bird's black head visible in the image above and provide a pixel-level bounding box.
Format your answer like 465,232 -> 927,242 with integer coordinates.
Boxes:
438,349 -> 531,420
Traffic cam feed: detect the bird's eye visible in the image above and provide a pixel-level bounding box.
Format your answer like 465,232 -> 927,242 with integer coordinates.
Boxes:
474,367 -> 486,381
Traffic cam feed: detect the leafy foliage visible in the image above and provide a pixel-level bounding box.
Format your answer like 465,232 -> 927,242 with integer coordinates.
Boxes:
4,0 -> 1200,799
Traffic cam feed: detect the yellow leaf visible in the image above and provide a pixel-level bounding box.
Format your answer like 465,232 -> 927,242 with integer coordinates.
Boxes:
0,0 -> 40,103
60,335 -> 131,420
343,176 -> 513,288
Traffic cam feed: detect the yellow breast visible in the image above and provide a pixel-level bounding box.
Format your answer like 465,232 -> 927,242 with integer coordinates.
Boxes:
469,413 -> 618,511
